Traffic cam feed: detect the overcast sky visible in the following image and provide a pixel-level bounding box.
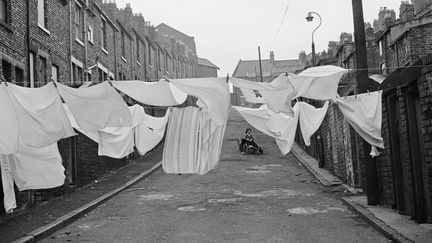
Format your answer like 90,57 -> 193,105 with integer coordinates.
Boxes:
113,0 -> 401,76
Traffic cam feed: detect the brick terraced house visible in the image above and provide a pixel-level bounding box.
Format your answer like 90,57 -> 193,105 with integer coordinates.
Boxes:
0,0 -> 218,216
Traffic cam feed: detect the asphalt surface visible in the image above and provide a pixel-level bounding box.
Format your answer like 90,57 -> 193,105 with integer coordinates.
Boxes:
42,110 -> 389,243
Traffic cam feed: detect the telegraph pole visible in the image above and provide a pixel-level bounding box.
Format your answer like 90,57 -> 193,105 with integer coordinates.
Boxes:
258,46 -> 264,82
352,0 -> 379,205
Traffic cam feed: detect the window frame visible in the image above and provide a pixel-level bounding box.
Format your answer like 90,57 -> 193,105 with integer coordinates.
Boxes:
0,0 -> 9,25
75,2 -> 83,42
88,25 -> 94,44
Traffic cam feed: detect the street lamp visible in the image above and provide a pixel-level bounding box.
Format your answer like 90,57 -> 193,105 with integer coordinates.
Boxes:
306,12 -> 322,66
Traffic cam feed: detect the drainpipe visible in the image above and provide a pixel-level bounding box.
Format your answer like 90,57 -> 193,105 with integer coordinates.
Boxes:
26,0 -> 30,87
113,29 -> 118,80
84,0 -> 88,82
131,36 -> 134,79
69,2 -> 73,84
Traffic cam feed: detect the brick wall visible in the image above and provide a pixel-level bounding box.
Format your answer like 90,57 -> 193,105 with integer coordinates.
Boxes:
0,0 -> 28,86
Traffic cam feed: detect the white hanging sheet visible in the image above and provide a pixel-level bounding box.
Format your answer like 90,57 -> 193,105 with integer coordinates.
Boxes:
298,101 -> 329,146
135,107 -> 171,156
170,78 -> 230,126
63,104 -> 99,142
289,65 -> 348,100
7,82 -> 76,148
162,107 -> 203,174
111,80 -> 187,106
233,103 -> 300,155
197,114 -> 228,175
56,82 -> 132,132
97,127 -> 134,159
335,91 -> 384,148
0,154 -> 16,213
0,83 -> 18,154
239,87 -> 265,104
11,142 -> 65,191
231,75 -> 295,115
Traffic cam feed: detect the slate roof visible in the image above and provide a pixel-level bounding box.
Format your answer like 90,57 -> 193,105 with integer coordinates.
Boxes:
233,59 -> 305,78
198,57 -> 219,69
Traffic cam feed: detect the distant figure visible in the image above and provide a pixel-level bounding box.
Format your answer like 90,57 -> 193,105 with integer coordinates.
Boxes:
238,128 -> 264,155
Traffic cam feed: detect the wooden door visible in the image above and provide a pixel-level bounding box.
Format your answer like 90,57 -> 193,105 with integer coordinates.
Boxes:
387,92 -> 411,215
405,84 -> 429,223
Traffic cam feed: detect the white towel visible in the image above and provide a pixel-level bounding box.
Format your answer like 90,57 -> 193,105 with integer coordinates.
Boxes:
56,82 -> 132,132
7,82 -> 76,148
0,83 -> 18,154
335,91 -> 384,148
298,101 -> 329,146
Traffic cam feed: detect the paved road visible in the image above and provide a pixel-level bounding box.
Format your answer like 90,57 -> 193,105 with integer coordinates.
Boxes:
43,111 -> 388,243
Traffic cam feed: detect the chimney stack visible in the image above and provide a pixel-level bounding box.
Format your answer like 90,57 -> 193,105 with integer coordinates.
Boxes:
270,51 -> 275,64
400,1 -> 415,21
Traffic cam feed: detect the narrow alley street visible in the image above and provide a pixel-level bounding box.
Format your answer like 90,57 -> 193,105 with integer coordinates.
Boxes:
42,111 -> 388,243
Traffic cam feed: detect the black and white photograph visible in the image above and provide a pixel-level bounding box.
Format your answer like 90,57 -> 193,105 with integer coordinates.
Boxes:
0,0 -> 432,242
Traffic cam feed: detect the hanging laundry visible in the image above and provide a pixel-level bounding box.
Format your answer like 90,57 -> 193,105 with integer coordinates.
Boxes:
260,89 -> 295,116
56,81 -> 132,132
289,65 -> 348,100
162,107 -> 203,174
111,80 -> 187,106
231,75 -> 296,115
135,107 -> 171,156
7,82 -> 76,148
335,91 -> 384,148
170,78 -> 230,126
233,103 -> 300,155
298,101 -> 329,146
239,87 -> 265,104
0,83 -> 18,154
0,154 -> 16,213
10,142 -> 65,191
97,127 -> 134,159
63,104 -> 99,143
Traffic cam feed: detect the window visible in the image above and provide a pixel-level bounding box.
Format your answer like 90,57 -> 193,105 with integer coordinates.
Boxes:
404,43 -> 409,56
75,3 -> 83,41
380,62 -> 387,75
136,37 -> 140,62
2,60 -> 11,82
100,18 -> 107,50
29,52 -> 35,87
88,26 -> 94,44
121,30 -> 125,58
0,0 -> 8,23
37,0 -> 46,28
158,50 -> 162,71
72,63 -> 83,85
379,40 -> 383,56
51,64 -> 58,82
37,56 -> 47,87
98,68 -> 107,81
15,67 -> 24,86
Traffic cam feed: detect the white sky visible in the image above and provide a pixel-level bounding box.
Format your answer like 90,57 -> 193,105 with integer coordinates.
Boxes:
113,0 -> 402,76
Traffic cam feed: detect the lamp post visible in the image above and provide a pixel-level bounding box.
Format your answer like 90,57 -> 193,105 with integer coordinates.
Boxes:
306,12 -> 322,67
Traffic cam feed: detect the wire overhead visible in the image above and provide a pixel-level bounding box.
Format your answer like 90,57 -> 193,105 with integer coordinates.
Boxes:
270,0 -> 293,50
